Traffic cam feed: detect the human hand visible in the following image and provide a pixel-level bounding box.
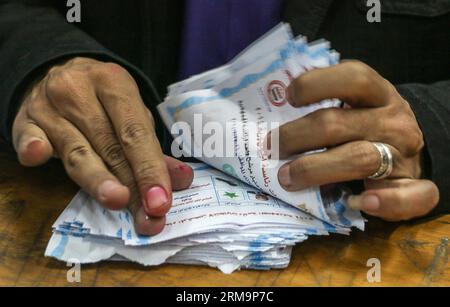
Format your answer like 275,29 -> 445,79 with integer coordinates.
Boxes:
12,57 -> 193,234
269,61 -> 439,221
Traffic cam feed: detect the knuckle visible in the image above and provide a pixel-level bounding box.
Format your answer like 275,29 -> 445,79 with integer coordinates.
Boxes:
406,127 -> 424,155
391,117 -> 424,156
134,160 -> 164,184
88,113 -> 109,129
278,125 -> 296,156
70,57 -> 89,65
90,124 -> 127,169
97,80 -> 139,108
354,73 -> 373,90
102,142 -> 127,169
344,60 -> 372,75
27,98 -> 46,117
94,62 -> 133,85
387,100 -> 424,156
402,116 -> 425,154
384,80 -> 399,98
65,145 -> 91,169
103,62 -> 129,75
24,80 -> 43,102
99,87 -> 130,107
349,142 -> 380,176
119,120 -> 148,147
291,158 -> 314,182
344,61 -> 376,87
46,70 -> 82,99
314,110 -> 343,143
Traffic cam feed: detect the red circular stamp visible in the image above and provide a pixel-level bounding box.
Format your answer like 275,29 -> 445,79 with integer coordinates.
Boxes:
266,80 -> 287,107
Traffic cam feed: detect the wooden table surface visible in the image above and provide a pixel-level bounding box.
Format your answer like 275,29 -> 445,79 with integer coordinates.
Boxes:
0,145 -> 449,287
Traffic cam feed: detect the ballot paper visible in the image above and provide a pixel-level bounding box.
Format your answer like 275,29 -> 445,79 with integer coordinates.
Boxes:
46,164 -> 363,274
158,23 -> 343,222
46,23 -> 365,274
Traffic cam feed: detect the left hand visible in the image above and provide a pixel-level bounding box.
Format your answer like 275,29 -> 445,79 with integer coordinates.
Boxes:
269,60 -> 439,221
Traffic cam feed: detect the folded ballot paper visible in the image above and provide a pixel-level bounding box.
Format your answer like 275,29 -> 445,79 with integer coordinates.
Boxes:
46,23 -> 365,274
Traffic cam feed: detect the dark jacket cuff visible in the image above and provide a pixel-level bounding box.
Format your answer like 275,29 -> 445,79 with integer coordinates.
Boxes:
1,49 -> 161,145
0,4 -> 161,145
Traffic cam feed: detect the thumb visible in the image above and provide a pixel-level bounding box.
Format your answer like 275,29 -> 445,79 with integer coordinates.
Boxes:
348,179 -> 440,221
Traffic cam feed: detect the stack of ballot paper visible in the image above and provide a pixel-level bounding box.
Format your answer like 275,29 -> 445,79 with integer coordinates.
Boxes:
45,23 -> 365,274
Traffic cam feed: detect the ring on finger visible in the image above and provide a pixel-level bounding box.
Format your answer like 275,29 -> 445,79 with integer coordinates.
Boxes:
368,142 -> 394,180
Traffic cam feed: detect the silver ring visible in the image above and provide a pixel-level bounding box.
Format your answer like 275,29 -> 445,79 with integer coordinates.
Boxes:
368,142 -> 394,180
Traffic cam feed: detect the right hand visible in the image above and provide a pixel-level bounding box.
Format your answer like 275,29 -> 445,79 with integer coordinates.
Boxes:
12,57 -> 193,235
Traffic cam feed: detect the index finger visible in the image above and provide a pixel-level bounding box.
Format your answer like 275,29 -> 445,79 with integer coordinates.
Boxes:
288,60 -> 393,108
94,63 -> 172,218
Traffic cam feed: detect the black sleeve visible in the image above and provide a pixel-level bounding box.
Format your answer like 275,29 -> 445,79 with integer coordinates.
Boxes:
0,1 -> 161,145
396,81 -> 450,216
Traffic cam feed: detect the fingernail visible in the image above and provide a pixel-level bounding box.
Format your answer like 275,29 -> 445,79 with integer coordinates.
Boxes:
145,186 -> 169,212
361,195 -> 380,212
177,163 -> 191,173
20,137 -> 42,152
278,164 -> 292,187
347,195 -> 361,210
26,137 -> 43,149
98,180 -> 123,201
